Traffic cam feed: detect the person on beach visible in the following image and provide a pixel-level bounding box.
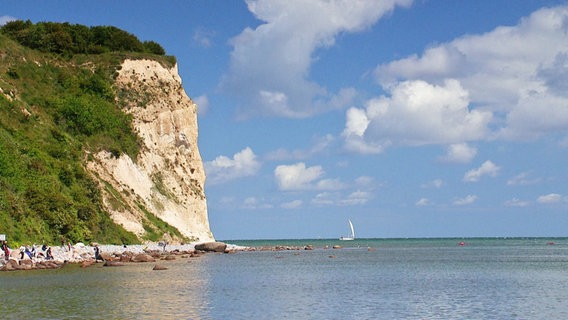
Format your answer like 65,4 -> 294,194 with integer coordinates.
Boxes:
94,245 -> 104,262
2,241 -> 10,260
24,246 -> 32,259
46,246 -> 53,260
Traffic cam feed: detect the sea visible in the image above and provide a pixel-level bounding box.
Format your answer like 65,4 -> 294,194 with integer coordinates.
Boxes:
1,237 -> 567,320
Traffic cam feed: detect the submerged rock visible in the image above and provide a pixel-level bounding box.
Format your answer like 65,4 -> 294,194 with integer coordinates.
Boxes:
153,264 -> 168,270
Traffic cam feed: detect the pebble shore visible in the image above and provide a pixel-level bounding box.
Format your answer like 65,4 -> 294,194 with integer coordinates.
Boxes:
0,242 -> 245,271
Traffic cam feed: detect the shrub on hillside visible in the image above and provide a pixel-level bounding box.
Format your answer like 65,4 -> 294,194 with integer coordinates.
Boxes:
0,20 -> 167,56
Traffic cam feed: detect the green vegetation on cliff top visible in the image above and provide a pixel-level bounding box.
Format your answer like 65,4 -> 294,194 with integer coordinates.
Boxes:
0,21 -> 179,246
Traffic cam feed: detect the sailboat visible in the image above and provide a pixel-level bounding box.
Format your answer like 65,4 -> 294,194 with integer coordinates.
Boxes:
339,219 -> 355,240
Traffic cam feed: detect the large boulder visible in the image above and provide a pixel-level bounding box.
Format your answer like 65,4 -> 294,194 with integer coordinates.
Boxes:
132,253 -> 156,263
100,252 -> 112,261
195,242 -> 227,253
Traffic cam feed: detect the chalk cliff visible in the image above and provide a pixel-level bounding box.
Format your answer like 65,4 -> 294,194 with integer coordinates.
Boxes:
86,59 -> 214,243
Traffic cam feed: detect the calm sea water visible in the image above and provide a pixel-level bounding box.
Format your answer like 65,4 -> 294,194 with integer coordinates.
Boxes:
1,238 -> 568,320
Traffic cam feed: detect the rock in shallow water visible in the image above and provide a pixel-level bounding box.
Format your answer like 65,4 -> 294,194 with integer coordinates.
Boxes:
131,253 -> 156,262
194,242 -> 227,253
153,264 -> 168,270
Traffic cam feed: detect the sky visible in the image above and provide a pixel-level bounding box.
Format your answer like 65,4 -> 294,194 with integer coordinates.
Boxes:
2,0 -> 568,240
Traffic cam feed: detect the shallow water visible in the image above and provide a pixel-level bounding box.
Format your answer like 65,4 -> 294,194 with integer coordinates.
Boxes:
1,238 -> 567,319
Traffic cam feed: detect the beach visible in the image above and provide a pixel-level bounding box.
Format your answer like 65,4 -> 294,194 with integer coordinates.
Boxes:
0,241 -> 245,271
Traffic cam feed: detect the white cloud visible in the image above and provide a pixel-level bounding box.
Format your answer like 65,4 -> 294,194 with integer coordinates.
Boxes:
281,199 -> 303,209
343,79 -> 492,153
453,195 -> 478,206
355,176 -> 374,187
0,16 -> 16,26
315,178 -> 345,191
421,179 -> 443,189
242,196 -> 273,209
339,190 -> 372,206
374,6 -> 568,142
205,147 -> 261,184
463,160 -> 500,182
310,190 -> 371,207
311,192 -> 335,206
504,198 -> 530,207
194,95 -> 209,115
439,143 -> 477,163
265,134 -> 334,161
222,0 -> 412,119
416,198 -> 431,206
192,27 -> 215,48
507,172 -> 541,186
537,193 -> 564,204
274,162 -> 324,191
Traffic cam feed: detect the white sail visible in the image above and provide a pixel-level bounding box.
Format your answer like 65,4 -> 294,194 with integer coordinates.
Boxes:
339,219 -> 355,240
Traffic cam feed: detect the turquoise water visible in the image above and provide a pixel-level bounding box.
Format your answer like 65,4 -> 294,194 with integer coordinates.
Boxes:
1,238 -> 568,319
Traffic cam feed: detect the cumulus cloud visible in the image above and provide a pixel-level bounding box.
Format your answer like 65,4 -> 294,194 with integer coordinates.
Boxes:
339,190 -> 372,206
421,179 -> 443,189
265,134 -> 334,161
507,172 -> 541,186
415,198 -> 432,206
453,195 -> 478,205
439,143 -> 477,163
355,176 -> 374,187
504,198 -> 530,207
192,27 -> 216,48
310,190 -> 371,207
372,5 -> 568,142
205,147 -> 261,184
537,193 -> 564,204
463,160 -> 500,182
0,16 -> 16,26
242,196 -> 273,209
194,95 -> 209,115
221,0 -> 412,119
281,199 -> 303,209
343,79 -> 492,153
274,162 -> 324,190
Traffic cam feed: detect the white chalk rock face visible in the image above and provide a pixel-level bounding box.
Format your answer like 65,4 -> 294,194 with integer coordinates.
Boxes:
86,59 -> 214,242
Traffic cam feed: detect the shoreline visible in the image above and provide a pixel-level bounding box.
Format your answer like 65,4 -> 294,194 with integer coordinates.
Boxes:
0,241 -> 360,271
0,241 -> 246,271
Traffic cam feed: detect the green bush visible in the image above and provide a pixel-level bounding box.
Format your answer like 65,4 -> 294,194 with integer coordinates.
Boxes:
1,21 -> 167,57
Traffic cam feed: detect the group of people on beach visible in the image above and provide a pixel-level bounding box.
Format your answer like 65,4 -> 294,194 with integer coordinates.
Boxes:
1,241 -> 55,261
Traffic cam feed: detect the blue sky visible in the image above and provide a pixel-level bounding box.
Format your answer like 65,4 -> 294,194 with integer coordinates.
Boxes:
2,1 -> 568,240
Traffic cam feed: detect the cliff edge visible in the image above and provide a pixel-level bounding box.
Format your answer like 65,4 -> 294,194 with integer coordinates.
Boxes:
87,59 -> 214,243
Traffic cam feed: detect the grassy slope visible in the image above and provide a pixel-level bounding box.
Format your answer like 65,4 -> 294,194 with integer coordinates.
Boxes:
0,34 -> 177,246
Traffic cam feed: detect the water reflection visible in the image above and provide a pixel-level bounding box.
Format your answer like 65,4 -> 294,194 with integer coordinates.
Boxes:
2,240 -> 568,319
0,257 -> 212,319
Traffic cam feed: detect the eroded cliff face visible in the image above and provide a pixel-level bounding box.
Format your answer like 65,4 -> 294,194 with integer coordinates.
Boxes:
86,59 -> 214,243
